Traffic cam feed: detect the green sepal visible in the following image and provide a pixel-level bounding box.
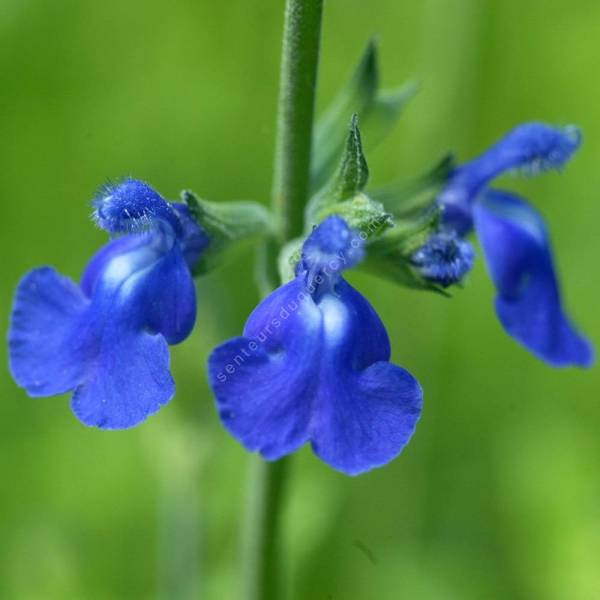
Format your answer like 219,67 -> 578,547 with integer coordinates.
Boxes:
278,192 -> 392,285
371,154 -> 454,217
182,190 -> 273,275
361,155 -> 454,292
312,193 -> 393,240
310,38 -> 417,192
363,203 -> 448,294
306,114 -> 369,226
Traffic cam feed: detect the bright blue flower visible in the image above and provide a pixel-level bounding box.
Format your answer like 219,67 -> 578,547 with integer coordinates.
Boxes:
440,122 -> 581,235
9,179 -> 209,429
438,122 -> 593,367
411,231 -> 475,288
208,216 -> 423,476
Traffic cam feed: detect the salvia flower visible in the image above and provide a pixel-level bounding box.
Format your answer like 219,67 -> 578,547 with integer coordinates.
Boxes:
411,231 -> 475,288
208,216 -> 423,475
438,122 -> 593,367
9,179 -> 208,429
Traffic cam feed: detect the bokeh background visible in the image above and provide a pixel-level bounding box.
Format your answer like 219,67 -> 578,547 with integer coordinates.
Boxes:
1,0 -> 599,598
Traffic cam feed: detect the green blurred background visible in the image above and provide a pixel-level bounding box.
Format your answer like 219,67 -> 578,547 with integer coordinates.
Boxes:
1,1 -> 599,598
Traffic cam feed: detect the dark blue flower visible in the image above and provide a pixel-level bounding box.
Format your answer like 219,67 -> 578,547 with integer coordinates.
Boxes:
208,216 -> 422,475
411,231 -> 475,288
438,122 -> 593,367
9,179 -> 209,429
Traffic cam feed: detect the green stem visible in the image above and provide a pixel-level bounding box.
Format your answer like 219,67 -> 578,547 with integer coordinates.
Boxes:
242,457 -> 290,600
272,0 -> 324,242
244,1 -> 323,599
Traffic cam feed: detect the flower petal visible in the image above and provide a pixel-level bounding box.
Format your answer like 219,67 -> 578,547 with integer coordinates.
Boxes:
70,329 -> 174,429
208,280 -> 320,459
311,361 -> 422,475
9,267 -> 89,396
473,189 -> 594,367
440,123 -> 581,235
310,284 -> 423,475
80,235 -> 146,297
83,236 -> 196,344
93,179 -> 181,235
70,241 -> 195,427
411,231 -> 475,288
316,280 -> 391,370
139,245 -> 197,345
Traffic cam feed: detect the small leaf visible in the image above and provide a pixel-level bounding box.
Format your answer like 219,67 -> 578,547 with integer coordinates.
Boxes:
306,115 -> 369,226
311,38 -> 379,191
311,39 -> 418,192
335,114 -> 369,199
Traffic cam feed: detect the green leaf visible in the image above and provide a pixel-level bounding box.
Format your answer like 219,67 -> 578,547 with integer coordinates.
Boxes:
360,81 -> 419,152
333,113 -> 369,199
306,114 -> 369,226
371,154 -> 454,216
182,190 -> 273,275
311,38 -> 378,192
311,38 -> 418,192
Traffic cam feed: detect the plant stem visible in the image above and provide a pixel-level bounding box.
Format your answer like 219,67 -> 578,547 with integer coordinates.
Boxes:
242,456 -> 290,600
244,1 -> 323,599
272,0 -> 324,242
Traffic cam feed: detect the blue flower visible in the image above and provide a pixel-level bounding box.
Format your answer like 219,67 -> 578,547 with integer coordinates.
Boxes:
438,122 -> 593,367
208,216 -> 423,475
9,179 -> 209,429
411,231 -> 475,288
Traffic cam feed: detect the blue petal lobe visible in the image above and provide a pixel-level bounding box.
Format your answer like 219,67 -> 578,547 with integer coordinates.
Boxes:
9,267 -> 89,396
310,285 -> 422,475
301,215 -> 364,275
80,235 -> 147,297
82,234 -> 197,345
208,280 -> 319,459
440,123 -> 581,234
311,361 -> 422,476
70,329 -> 174,429
321,280 -> 391,369
93,179 -> 181,236
70,237 -> 193,427
140,245 -> 197,345
299,215 -> 365,297
474,189 -> 594,367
